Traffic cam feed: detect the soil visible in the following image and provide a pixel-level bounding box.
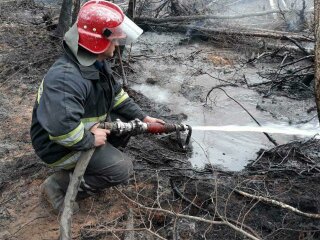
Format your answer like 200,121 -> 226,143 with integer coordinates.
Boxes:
1,1 -> 320,240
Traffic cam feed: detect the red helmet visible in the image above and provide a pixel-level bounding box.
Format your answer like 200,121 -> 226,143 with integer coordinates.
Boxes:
77,0 -> 142,54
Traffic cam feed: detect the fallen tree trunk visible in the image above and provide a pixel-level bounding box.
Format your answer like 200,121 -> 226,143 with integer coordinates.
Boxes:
139,22 -> 314,42
135,10 -> 299,23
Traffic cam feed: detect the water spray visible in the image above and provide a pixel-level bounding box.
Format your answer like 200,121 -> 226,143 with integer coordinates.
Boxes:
100,119 -> 319,150
192,125 -> 319,137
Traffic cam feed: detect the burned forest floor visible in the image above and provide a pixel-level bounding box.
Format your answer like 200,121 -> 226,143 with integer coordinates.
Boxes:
1,1 -> 320,239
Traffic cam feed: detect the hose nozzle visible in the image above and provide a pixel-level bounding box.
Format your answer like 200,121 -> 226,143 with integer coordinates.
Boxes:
100,119 -> 192,149
146,122 -> 192,149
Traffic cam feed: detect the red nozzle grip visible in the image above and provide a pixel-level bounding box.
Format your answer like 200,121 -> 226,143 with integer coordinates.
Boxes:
147,123 -> 168,134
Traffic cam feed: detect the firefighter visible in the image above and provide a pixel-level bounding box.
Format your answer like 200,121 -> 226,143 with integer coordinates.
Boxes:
30,0 -> 164,214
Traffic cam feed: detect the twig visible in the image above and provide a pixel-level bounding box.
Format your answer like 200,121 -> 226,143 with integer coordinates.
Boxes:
280,55 -> 314,69
234,189 -> 320,219
0,194 -> 16,205
115,188 -> 262,240
289,64 -> 313,75
170,178 -> 210,214
182,63 -> 236,85
205,87 -> 278,146
11,215 -> 48,236
154,0 -> 170,18
117,47 -> 128,88
170,179 -> 262,239
251,150 -> 266,166
0,55 -> 59,87
284,36 -> 312,55
296,114 -> 317,124
84,227 -> 167,239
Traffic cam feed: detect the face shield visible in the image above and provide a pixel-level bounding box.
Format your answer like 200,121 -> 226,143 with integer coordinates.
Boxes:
103,16 -> 143,46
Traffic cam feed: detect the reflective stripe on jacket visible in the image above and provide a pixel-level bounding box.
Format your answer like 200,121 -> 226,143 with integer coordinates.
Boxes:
30,46 -> 146,167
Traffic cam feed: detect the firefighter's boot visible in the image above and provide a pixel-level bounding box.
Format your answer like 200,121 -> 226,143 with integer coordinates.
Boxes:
40,171 -> 78,214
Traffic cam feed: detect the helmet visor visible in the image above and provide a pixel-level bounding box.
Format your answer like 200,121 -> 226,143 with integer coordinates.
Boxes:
103,16 -> 143,46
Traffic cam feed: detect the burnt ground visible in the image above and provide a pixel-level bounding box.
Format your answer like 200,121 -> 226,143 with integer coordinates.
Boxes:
1,1 -> 320,239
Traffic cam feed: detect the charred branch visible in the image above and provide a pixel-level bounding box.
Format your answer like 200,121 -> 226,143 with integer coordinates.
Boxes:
170,179 -> 262,239
117,47 -> 128,88
170,0 -> 189,16
234,188 -> 320,219
284,36 -> 313,55
55,0 -> 72,37
59,149 -> 95,240
298,0 -> 307,31
127,0 -> 136,20
116,187 -> 262,240
71,0 -> 80,25
206,87 -> 278,146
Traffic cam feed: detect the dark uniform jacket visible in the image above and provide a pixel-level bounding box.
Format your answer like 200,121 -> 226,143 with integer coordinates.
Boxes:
30,46 -> 146,169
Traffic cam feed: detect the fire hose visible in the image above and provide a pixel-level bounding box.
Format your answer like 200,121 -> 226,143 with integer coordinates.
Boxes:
60,119 -> 192,239
99,118 -> 192,149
